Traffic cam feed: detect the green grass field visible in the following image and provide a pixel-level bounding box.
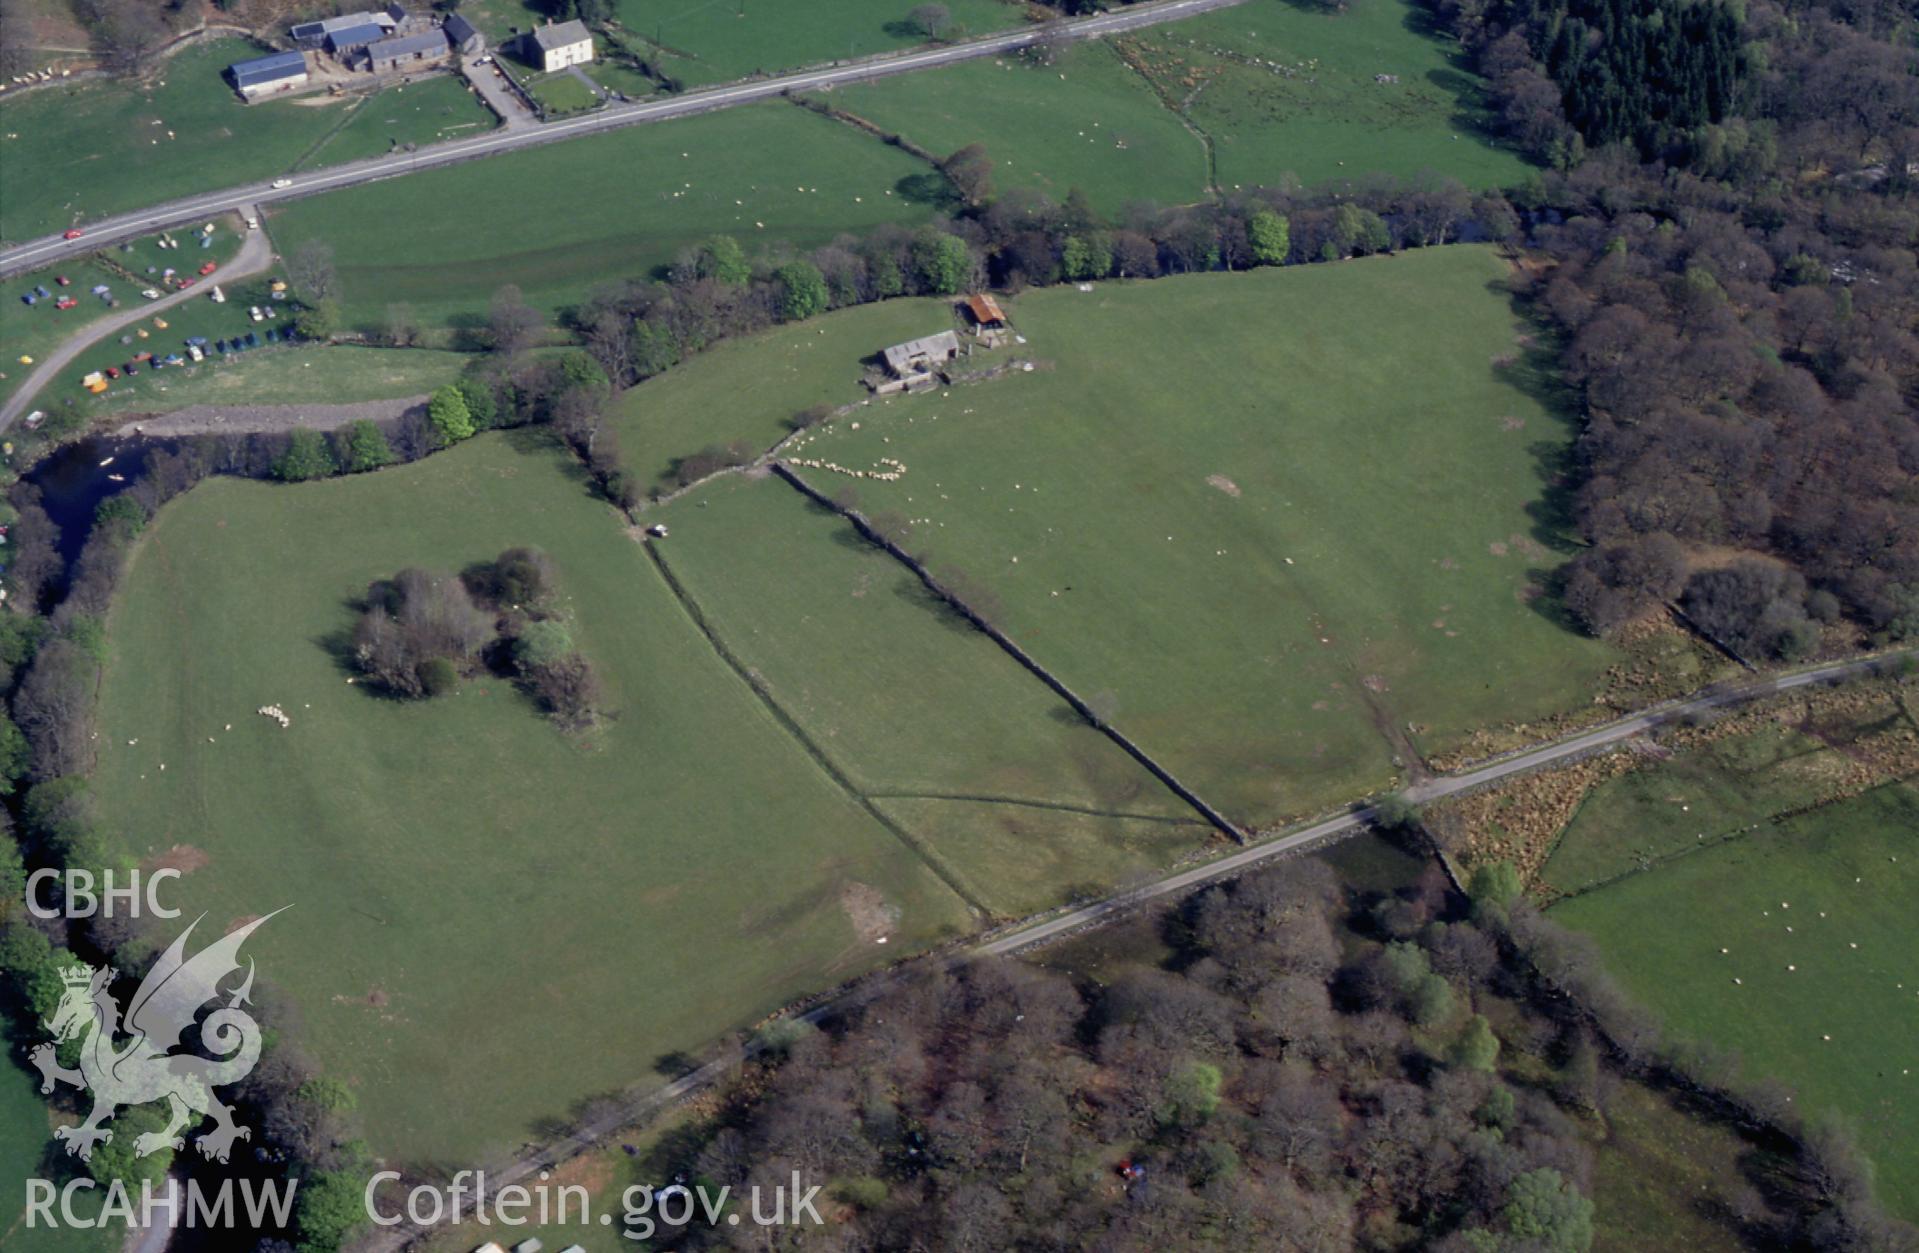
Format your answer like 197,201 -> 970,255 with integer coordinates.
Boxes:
35,274 -> 303,414
1589,1081 -> 1750,1253
784,247 -> 1613,824
820,41 -> 1209,211
0,220 -> 248,411
0,42 -> 492,241
654,474 -> 1210,915
1121,0 -> 1532,190
611,0 -> 1024,86
1551,782 -> 1919,1220
1542,725 -> 1850,895
74,345 -> 473,418
0,1055 -> 116,1252
612,296 -> 971,491
268,101 -> 935,330
294,75 -> 497,169
457,0 -> 1019,86
1540,687 -> 1919,895
522,69 -> 602,117
92,435 -> 973,1163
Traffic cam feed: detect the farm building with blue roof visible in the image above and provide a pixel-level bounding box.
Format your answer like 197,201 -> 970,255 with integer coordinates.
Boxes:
228,50 -> 309,99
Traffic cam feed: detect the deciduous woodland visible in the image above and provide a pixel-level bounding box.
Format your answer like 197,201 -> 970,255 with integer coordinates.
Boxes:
634,850 -> 1911,1250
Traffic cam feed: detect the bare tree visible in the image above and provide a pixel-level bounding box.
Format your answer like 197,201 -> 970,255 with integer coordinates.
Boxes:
907,2 -> 950,37
383,303 -> 420,348
287,240 -> 339,305
486,284 -> 544,357
12,639 -> 101,781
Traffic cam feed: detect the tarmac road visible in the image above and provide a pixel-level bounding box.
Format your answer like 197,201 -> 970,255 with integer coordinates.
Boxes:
0,0 -> 1241,277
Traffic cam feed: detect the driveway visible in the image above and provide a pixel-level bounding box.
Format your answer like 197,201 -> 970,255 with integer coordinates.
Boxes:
462,58 -> 537,130
0,211 -> 272,432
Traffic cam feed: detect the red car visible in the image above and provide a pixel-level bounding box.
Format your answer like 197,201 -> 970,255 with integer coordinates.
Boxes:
62,229 -> 84,240
104,366 -> 120,379
54,275 -> 71,286
54,297 -> 77,310
197,261 -> 217,276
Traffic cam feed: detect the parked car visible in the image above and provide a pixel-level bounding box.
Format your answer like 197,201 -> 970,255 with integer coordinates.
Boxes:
62,228 -> 83,240
272,178 -> 293,189
186,336 -> 208,347
53,297 -> 76,310
141,288 -> 161,300
122,362 -> 138,375
104,366 -> 120,379
198,261 -> 217,276
54,275 -> 70,286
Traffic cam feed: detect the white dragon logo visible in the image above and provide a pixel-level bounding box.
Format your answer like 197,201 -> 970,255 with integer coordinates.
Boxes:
29,909 -> 285,1165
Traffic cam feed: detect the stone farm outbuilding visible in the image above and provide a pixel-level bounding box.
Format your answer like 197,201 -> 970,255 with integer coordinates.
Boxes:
228,49 -> 310,99
443,13 -> 484,57
290,9 -> 396,49
366,29 -> 448,73
874,330 -> 959,394
324,20 -> 390,58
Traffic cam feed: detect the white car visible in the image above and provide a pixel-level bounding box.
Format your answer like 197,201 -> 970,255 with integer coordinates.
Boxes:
141,288 -> 161,300
272,178 -> 293,189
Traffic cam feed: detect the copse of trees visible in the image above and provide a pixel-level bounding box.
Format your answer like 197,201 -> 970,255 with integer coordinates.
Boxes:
352,567 -> 493,698
347,548 -> 603,728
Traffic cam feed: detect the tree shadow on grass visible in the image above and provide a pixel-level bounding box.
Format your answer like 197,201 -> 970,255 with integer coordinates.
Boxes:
314,595 -> 381,693
446,311 -> 490,353
1488,282 -> 1586,558
895,171 -> 960,210
890,570 -> 976,637
653,1050 -> 703,1080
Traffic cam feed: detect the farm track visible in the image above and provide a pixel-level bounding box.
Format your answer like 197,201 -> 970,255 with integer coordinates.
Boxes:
360,646 -> 1915,1251
0,0 -> 1246,277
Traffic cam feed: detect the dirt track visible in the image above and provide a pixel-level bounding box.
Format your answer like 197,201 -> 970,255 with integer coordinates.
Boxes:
112,394 -> 425,438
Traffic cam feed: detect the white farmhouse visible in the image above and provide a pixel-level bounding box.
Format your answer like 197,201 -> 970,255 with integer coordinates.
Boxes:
526,19 -> 593,71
